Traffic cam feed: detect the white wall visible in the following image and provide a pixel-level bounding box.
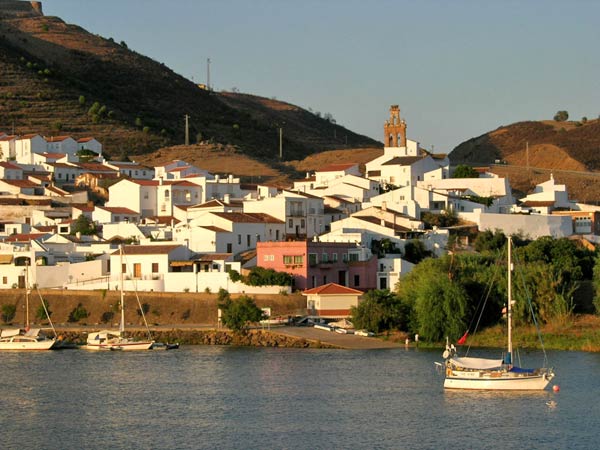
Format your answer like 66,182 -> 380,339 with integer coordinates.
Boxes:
461,212 -> 573,239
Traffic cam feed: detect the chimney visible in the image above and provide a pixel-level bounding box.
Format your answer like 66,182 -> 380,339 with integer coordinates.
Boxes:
381,201 -> 387,211
380,219 -> 386,227
224,193 -> 231,204
159,177 -> 163,185
228,174 -> 233,183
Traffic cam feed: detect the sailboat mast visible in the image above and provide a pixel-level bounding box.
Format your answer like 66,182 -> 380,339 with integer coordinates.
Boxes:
119,245 -> 125,334
25,260 -> 30,329
507,236 -> 513,365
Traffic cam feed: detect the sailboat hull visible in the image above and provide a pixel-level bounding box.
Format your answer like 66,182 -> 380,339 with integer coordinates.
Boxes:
444,371 -> 553,390
84,341 -> 154,351
0,338 -> 56,351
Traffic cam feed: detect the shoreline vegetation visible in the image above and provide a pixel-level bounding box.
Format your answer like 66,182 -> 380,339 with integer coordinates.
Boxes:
400,314 -> 600,352
48,313 -> 600,352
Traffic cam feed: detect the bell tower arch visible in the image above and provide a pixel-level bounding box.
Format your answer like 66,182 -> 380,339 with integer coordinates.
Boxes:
383,105 -> 406,147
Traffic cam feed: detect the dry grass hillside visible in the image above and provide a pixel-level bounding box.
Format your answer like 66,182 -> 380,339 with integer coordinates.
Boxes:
451,119 -> 600,170
137,144 -> 384,187
450,118 -> 600,201
0,3 -> 379,161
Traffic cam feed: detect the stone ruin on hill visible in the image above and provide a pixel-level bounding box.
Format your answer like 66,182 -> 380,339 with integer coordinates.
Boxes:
0,0 -> 43,18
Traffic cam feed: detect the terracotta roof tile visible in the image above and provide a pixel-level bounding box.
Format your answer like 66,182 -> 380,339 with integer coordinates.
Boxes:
112,244 -> 182,255
303,283 -> 363,295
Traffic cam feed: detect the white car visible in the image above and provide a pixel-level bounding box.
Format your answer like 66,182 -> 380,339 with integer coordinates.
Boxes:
354,330 -> 375,337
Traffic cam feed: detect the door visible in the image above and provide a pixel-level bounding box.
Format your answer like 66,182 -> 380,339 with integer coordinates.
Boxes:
338,270 -> 346,286
133,263 -> 142,279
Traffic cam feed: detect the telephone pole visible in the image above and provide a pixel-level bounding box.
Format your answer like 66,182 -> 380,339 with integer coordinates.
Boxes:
279,127 -> 283,159
184,114 -> 190,145
207,58 -> 211,92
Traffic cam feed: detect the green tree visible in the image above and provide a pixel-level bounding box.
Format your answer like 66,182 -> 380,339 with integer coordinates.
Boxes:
554,110 -> 569,122
593,254 -> 600,314
135,117 -> 143,127
397,257 -> 469,341
474,230 -> 507,253
88,101 -> 100,116
78,95 -> 86,106
350,290 -> 407,333
452,164 -> 479,178
218,290 -> 265,333
403,239 -> 431,264
71,214 -> 96,236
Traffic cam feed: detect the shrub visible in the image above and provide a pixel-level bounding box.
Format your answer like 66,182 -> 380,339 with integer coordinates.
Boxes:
35,299 -> 51,321
101,311 -> 114,323
67,303 -> 89,322
137,302 -> 150,317
1,304 -> 16,323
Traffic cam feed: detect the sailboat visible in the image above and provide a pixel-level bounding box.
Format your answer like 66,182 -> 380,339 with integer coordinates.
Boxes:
0,262 -> 56,350
85,245 -> 154,351
440,236 -> 555,390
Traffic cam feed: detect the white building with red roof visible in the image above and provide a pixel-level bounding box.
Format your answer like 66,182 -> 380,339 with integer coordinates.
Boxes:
77,137 -> 103,154
302,283 -> 364,318
14,134 -> 46,164
105,178 -> 203,218
0,161 -> 23,180
105,161 -> 154,179
93,206 -> 140,224
0,134 -> 17,161
45,135 -> 78,156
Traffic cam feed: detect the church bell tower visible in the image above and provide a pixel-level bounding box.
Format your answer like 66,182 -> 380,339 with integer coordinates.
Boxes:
383,105 -> 406,147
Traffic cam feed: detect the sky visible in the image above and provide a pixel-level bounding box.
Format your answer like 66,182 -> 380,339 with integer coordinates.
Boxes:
43,0 -> 600,153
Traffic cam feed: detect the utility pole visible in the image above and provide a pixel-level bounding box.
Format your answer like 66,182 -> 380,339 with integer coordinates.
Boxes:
207,57 -> 211,92
279,127 -> 283,159
184,114 -> 190,145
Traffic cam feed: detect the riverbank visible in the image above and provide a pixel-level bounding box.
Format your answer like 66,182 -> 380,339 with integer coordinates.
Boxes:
54,328 -> 339,349
437,315 -> 600,352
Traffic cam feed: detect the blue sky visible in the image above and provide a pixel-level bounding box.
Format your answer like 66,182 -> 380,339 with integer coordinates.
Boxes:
44,0 -> 600,153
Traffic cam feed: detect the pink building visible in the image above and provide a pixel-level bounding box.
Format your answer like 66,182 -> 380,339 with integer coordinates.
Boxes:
257,240 -> 377,291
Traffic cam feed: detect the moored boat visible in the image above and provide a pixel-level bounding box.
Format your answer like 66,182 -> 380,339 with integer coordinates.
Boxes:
440,236 -> 555,391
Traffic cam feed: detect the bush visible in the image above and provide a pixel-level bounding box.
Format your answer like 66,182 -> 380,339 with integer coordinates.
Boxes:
68,303 -> 89,322
218,290 -> 265,333
554,110 -> 569,122
101,311 -> 114,323
137,303 -> 150,317
35,299 -> 51,321
1,304 -> 16,323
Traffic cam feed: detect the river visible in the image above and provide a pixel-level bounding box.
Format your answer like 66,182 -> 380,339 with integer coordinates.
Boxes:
1,346 -> 598,449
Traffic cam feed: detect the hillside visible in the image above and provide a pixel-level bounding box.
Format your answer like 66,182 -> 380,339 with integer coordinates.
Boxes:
450,119 -> 600,201
450,119 -> 600,170
0,2 -> 379,161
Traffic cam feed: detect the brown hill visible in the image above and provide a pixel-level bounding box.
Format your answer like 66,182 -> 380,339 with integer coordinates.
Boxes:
450,119 -> 600,170
0,3 -> 379,160
450,119 -> 600,201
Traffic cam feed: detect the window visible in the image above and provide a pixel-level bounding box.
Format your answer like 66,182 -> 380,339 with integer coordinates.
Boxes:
288,219 -> 293,228
247,234 -> 251,246
354,274 -> 360,286
349,253 -> 359,262
2,276 -> 6,284
122,263 -> 126,274
283,255 -> 293,265
276,230 -> 280,240
323,275 -> 327,284
293,255 -> 303,264
144,191 -> 149,199
332,253 -> 338,262
237,234 -> 241,245
164,190 -> 170,199
264,254 -> 270,261
226,243 -> 232,253
322,253 -> 328,263
342,253 -> 348,262
300,219 -> 306,229
114,216 -> 120,222
152,263 -> 159,273
308,253 -> 318,266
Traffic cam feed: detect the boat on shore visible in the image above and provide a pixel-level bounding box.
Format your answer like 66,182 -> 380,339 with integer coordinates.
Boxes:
85,246 -> 153,351
0,263 -> 56,351
440,236 -> 555,391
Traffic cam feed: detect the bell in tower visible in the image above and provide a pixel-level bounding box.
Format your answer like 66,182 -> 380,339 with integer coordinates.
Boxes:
383,105 -> 407,147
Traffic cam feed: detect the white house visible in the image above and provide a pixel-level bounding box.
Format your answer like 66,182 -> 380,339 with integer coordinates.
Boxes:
0,161 -> 23,180
77,137 -> 103,154
105,161 -> 154,179
243,190 -> 326,239
154,160 -> 212,180
105,178 -> 203,218
14,134 -> 47,164
45,136 -> 78,157
93,206 -> 140,224
303,283 -> 363,318
0,134 -> 17,161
